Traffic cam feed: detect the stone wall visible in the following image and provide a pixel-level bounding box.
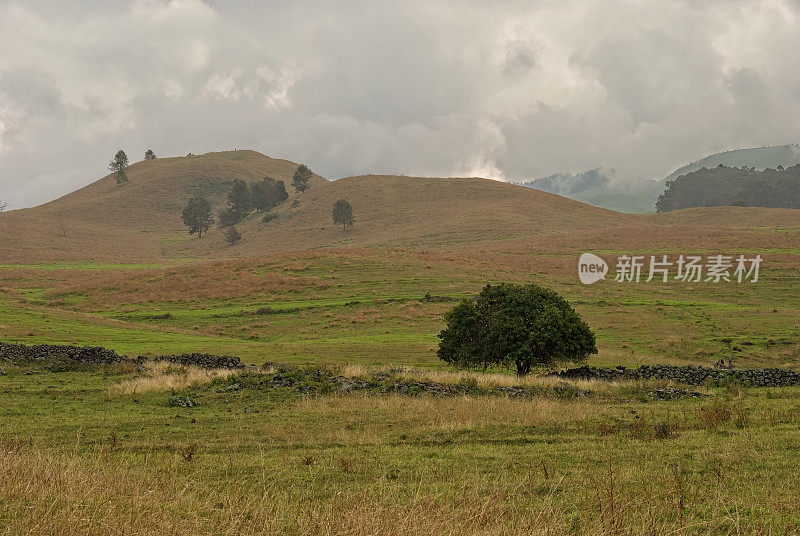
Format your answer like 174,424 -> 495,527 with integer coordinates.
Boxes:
152,353 -> 243,369
0,341 -> 242,369
553,364 -> 800,388
0,341 -> 130,366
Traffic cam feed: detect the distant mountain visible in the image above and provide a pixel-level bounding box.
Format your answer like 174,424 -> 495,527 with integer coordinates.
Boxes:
664,144 -> 800,182
518,144 -> 800,214
519,168 -> 610,196
656,164 -> 800,212
518,169 -> 662,213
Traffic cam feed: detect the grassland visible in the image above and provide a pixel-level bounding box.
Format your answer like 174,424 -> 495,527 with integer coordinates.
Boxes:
2,239 -> 799,369
3,154 -> 800,533
2,360 -> 800,535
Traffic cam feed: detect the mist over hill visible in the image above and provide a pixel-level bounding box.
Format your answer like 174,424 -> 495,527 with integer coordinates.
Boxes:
518,169 -> 663,213
516,144 -> 800,213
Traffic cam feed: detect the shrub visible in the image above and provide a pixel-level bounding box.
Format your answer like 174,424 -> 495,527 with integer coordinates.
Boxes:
697,400 -> 732,429
223,226 -> 242,245
437,283 -> 597,376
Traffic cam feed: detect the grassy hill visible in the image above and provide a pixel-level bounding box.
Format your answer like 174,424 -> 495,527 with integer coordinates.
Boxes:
193,174 -> 636,255
0,154 -> 634,262
0,150 -> 326,262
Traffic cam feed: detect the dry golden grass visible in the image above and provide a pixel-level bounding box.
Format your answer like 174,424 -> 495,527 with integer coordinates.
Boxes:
112,361 -> 237,394
46,259 -> 320,306
341,363 -> 607,390
2,389 -> 798,535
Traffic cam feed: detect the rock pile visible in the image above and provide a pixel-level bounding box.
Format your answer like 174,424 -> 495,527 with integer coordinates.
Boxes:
554,364 -> 800,388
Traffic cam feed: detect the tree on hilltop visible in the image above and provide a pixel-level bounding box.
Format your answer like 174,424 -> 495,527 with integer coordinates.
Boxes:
437,283 -> 597,376
332,198 -> 355,230
292,164 -> 313,194
0,200 -> 7,212
182,196 -> 214,238
144,149 -> 157,160
108,150 -> 129,184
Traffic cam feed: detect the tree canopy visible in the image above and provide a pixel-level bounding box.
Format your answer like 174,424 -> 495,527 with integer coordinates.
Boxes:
437,283 -> 597,376
656,164 -> 800,211
144,149 -> 157,160
332,198 -> 355,230
292,164 -> 313,194
108,150 -> 129,184
181,196 -> 214,238
218,179 -> 252,226
250,178 -> 289,212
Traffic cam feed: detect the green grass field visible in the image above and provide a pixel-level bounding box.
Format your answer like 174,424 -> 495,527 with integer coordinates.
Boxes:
2,249 -> 799,368
3,235 -> 800,534
2,360 -> 800,534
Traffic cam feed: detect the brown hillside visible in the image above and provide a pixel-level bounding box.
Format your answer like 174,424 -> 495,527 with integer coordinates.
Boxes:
0,151 -> 326,262
187,174 -> 638,256
644,205 -> 800,228
1,155 -> 638,262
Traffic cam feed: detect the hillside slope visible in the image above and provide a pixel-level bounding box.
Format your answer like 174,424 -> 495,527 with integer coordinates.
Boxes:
0,150 -> 326,261
185,174 -> 637,256
0,154 -> 636,261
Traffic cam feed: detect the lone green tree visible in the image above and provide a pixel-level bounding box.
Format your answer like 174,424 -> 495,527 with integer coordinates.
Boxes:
437,283 -> 597,376
332,198 -> 355,230
108,150 -> 129,184
181,196 -> 214,238
144,149 -> 157,160
292,164 -> 313,194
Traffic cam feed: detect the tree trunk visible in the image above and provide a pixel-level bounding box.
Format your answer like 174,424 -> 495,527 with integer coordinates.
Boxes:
515,359 -> 532,377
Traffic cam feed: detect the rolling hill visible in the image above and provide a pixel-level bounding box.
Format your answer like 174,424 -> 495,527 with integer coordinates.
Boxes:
0,151 -> 636,262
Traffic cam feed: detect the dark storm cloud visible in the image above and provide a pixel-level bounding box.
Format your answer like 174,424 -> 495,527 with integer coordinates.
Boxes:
1,0 -> 799,208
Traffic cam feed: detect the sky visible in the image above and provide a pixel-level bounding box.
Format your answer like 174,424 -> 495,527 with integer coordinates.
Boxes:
1,0 -> 799,208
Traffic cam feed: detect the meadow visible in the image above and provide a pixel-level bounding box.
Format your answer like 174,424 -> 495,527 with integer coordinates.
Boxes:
1,239 -> 799,369
3,154 -> 800,533
2,360 -> 800,535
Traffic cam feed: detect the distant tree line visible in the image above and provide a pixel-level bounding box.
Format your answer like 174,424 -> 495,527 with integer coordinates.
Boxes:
656,164 -> 800,212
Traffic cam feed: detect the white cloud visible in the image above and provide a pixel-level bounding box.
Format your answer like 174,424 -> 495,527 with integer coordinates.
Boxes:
1,0 -> 799,208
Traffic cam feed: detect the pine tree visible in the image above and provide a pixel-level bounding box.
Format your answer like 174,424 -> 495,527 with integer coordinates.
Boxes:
108,150 -> 129,184
292,164 -> 313,194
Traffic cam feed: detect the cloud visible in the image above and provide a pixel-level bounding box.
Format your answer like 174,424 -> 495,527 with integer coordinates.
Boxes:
1,0 -> 799,208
